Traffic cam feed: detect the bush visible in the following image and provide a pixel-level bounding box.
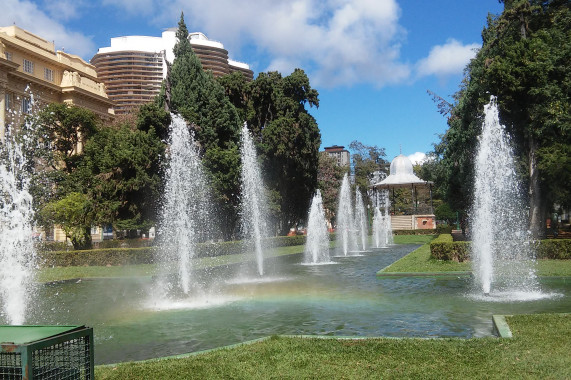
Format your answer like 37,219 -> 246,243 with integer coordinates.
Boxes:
430,236 -> 571,262
534,239 -> 571,259
430,234 -> 469,262
436,224 -> 453,234
393,229 -> 438,235
37,234 -> 322,267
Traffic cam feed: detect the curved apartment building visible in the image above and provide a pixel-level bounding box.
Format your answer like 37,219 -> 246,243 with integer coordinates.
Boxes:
92,30 -> 253,114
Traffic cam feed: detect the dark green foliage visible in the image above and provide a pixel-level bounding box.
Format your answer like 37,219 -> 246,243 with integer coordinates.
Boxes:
435,1 -> 571,233
349,140 -> 388,195
434,203 -> 457,224
250,70 -> 321,233
430,234 -> 470,262
36,234 -> 318,267
317,152 -> 347,223
429,234 -> 570,261
534,239 -> 571,259
81,122 -> 165,231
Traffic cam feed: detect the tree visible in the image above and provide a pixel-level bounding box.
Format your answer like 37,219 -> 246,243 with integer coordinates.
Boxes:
81,120 -> 165,233
317,152 -> 347,226
349,140 -> 388,199
435,0 -> 570,236
33,103 -> 98,173
40,192 -> 93,250
165,13 -> 243,238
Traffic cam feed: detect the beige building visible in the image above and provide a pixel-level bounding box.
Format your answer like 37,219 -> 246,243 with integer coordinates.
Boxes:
0,25 -> 114,138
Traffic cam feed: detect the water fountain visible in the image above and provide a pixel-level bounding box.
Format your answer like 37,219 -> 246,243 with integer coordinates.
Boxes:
471,96 -> 540,298
336,173 -> 357,256
240,123 -> 268,276
156,114 -> 212,295
0,130 -> 37,325
372,191 -> 393,248
304,190 -> 331,264
354,188 -> 368,251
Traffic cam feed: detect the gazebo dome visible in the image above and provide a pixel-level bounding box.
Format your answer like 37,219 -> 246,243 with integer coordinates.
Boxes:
390,154 -> 414,176
372,154 -> 432,189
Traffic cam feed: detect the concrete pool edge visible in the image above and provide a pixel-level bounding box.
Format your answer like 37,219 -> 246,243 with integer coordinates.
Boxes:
376,270 -> 472,277
492,315 -> 513,338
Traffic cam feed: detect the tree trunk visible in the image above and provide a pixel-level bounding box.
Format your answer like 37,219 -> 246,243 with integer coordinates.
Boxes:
528,137 -> 545,238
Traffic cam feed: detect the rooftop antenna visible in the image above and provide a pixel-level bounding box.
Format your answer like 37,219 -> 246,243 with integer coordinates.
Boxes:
399,144 -> 402,155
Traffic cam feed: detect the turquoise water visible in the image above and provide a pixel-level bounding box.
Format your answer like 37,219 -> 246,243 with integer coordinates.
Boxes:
20,245 -> 571,364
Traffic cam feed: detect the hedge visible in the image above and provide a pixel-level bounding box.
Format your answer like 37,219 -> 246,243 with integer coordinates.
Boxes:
38,234 -> 316,267
393,229 -> 439,236
430,234 -> 571,261
430,234 -> 469,262
534,239 -> 571,260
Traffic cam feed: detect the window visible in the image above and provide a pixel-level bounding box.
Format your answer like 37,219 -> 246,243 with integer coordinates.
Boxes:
44,67 -> 54,82
21,97 -> 31,113
23,59 -> 34,74
4,93 -> 12,111
4,51 -> 12,61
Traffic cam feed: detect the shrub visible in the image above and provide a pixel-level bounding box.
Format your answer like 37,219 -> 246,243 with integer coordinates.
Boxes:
37,234 -> 322,267
436,224 -> 453,234
393,229 -> 438,235
430,234 -> 469,262
534,239 -> 571,259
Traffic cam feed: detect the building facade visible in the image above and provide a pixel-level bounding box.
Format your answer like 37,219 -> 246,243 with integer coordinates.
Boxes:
0,26 -> 114,137
324,145 -> 351,167
91,30 -> 253,115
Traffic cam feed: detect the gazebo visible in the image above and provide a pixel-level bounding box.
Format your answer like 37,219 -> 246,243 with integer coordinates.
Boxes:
371,154 -> 435,230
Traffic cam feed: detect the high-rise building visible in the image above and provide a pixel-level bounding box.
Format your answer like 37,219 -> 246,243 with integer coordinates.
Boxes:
0,25 -> 114,138
324,145 -> 351,167
91,29 -> 253,115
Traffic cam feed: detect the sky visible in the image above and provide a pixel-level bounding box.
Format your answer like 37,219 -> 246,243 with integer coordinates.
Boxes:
2,0 -> 505,163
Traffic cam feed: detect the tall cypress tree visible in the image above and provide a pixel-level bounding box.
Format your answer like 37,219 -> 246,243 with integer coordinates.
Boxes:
166,12 -> 242,238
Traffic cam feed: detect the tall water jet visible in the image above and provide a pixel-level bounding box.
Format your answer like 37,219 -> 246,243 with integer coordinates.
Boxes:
471,96 -> 539,296
240,123 -> 268,276
372,191 -> 393,248
336,173 -> 357,255
304,190 -> 330,264
354,187 -> 368,251
157,114 -> 211,295
0,131 -> 37,325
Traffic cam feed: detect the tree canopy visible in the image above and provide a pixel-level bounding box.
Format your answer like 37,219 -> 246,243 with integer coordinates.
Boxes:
433,0 -> 570,236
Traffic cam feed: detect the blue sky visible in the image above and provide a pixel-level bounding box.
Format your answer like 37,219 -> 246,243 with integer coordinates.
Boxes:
3,0 -> 504,162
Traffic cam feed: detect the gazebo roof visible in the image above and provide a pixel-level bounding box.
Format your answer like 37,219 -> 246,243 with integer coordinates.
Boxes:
372,154 -> 433,189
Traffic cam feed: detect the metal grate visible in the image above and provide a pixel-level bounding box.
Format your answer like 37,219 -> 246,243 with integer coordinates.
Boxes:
0,326 -> 93,380
0,352 -> 22,379
32,337 -> 90,380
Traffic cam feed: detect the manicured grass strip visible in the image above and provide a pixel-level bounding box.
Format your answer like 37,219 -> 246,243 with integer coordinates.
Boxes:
95,313 -> 570,380
391,234 -> 436,245
379,241 -> 471,275
36,244 -> 307,283
379,241 -> 571,277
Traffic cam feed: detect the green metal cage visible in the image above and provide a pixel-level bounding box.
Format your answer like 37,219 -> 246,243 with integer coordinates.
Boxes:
0,325 -> 93,380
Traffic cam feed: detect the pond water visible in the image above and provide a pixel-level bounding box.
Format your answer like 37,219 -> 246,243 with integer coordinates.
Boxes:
22,245 -> 571,364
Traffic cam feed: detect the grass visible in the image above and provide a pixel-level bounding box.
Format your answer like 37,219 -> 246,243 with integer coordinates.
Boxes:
95,313 -> 570,379
36,244 -> 307,283
380,240 -> 571,276
380,240 -> 471,274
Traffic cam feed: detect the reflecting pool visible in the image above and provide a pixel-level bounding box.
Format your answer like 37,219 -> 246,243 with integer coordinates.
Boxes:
21,244 -> 571,364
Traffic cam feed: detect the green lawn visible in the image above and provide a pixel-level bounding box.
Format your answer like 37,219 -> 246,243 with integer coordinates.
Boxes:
379,240 -> 571,276
95,313 -> 570,380
36,244 -> 307,283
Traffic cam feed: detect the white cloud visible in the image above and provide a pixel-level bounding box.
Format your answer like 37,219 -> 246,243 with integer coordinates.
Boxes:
416,38 -> 480,78
101,0 -> 411,88
407,152 -> 426,165
1,0 -> 95,58
42,0 -> 86,21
